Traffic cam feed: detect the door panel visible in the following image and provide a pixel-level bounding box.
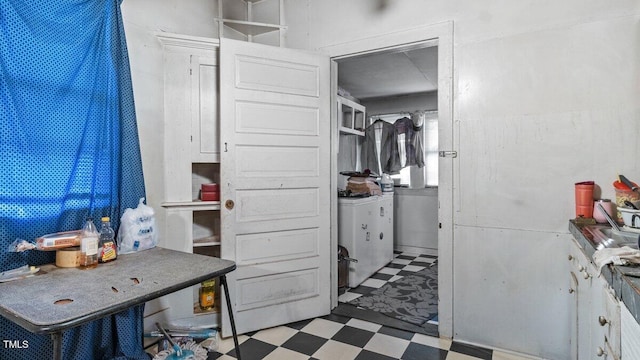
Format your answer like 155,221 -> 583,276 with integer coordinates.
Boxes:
220,38 -> 331,335
234,55 -> 320,96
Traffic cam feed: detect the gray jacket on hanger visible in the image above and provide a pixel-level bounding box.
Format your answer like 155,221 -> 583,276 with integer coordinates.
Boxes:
361,120 -> 401,175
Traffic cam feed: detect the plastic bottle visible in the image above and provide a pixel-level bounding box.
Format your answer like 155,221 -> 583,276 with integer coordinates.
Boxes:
80,218 -> 98,269
98,216 -> 117,263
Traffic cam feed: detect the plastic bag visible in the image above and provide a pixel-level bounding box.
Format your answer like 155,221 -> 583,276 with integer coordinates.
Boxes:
118,198 -> 158,254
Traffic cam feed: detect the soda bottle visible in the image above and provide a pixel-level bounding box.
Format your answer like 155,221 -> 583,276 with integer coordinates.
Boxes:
80,217 -> 98,269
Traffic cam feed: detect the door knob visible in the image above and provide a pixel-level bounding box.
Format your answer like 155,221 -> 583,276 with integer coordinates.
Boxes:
598,316 -> 609,326
225,200 -> 235,210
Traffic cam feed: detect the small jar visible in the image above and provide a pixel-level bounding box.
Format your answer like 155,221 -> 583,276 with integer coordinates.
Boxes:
593,199 -> 615,224
199,279 -> 216,311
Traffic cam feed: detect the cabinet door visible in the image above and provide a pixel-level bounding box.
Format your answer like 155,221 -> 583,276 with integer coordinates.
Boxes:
220,38 -> 331,335
191,54 -> 220,163
621,304 -> 640,360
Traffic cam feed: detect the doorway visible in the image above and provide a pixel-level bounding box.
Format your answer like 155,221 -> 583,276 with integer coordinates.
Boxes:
323,21 -> 454,338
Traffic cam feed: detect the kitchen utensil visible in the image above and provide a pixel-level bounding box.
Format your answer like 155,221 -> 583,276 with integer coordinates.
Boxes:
619,174 -> 640,193
619,207 -> 640,229
625,200 -> 639,210
599,203 -> 621,232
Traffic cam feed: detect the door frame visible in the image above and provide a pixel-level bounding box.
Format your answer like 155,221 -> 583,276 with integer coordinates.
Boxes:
319,21 -> 455,338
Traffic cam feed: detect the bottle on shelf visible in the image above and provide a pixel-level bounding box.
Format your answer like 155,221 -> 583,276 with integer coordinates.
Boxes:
80,217 -> 99,269
199,279 -> 216,311
98,216 -> 117,263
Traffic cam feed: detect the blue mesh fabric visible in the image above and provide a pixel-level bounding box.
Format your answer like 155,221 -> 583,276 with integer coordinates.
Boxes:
0,0 -> 148,359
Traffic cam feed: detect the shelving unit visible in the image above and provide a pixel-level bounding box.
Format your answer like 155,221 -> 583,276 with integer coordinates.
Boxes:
216,0 -> 285,46
156,32 -> 223,328
338,95 -> 366,136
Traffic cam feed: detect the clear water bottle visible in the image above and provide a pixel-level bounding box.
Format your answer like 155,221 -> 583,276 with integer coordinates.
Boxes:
98,216 -> 117,263
80,217 -> 99,269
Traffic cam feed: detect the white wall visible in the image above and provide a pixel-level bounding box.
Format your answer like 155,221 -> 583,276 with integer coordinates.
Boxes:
394,187 -> 438,251
283,1 -> 640,359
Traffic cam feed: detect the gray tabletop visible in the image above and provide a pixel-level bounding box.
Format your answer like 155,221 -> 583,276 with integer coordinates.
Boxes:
0,247 -> 235,334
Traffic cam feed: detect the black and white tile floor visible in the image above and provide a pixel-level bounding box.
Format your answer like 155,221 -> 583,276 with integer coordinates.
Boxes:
208,250 -> 537,360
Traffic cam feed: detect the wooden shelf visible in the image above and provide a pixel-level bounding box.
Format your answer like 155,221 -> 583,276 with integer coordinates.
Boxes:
337,95 -> 366,136
193,235 -> 221,248
161,200 -> 221,211
339,126 -> 365,136
216,18 -> 285,37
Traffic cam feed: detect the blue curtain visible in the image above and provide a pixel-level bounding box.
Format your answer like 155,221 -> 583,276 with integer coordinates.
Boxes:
0,0 -> 147,359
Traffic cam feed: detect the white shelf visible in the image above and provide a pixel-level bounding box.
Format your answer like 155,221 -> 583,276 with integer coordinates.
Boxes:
337,95 -> 366,136
216,18 -> 285,37
161,200 -> 221,211
193,235 -> 221,248
338,126 -> 365,136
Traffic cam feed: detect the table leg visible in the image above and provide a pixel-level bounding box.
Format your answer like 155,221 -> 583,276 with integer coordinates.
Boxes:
51,332 -> 62,360
220,275 -> 241,360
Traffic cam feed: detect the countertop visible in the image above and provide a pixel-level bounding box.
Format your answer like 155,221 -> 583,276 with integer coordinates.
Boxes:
569,220 -> 640,325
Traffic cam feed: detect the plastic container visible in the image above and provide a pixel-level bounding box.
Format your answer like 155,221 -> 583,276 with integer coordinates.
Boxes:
575,181 -> 594,218
593,199 -> 615,224
614,180 -> 640,223
98,217 -> 117,263
80,218 -> 98,269
380,174 -> 394,194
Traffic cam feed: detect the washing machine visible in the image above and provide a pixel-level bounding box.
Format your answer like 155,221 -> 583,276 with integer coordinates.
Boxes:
338,195 -> 394,287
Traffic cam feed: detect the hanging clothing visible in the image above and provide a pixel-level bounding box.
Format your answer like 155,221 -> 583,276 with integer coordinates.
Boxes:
361,120 -> 401,175
394,117 -> 425,168
0,1 -> 147,359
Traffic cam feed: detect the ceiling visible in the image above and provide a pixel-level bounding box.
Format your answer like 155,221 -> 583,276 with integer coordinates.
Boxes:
336,45 -> 438,101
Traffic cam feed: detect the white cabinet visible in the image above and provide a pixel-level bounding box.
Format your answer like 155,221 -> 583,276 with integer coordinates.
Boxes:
337,95 -> 366,136
568,238 -> 621,360
338,195 -> 394,287
157,33 -> 223,328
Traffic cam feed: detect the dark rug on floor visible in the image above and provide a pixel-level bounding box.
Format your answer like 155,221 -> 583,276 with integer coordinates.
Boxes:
332,303 -> 439,337
349,265 -> 438,326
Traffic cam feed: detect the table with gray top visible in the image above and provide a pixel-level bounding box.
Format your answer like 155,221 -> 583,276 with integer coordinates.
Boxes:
0,246 -> 241,360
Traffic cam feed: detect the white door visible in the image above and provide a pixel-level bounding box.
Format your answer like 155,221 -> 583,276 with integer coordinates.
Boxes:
220,38 -> 331,335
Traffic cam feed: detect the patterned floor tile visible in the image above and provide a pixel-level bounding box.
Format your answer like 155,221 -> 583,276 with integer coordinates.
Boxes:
301,318 -> 345,338
449,341 -> 493,360
402,342 -> 449,360
280,332 -> 327,356
331,325 -> 376,347
360,278 -> 388,288
312,339 -> 362,360
338,291 -> 362,303
249,325 -> 297,346
354,349 -> 397,360
226,338 -> 277,360
345,318 -> 382,333
363,333 -> 410,358
262,346 -> 310,360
